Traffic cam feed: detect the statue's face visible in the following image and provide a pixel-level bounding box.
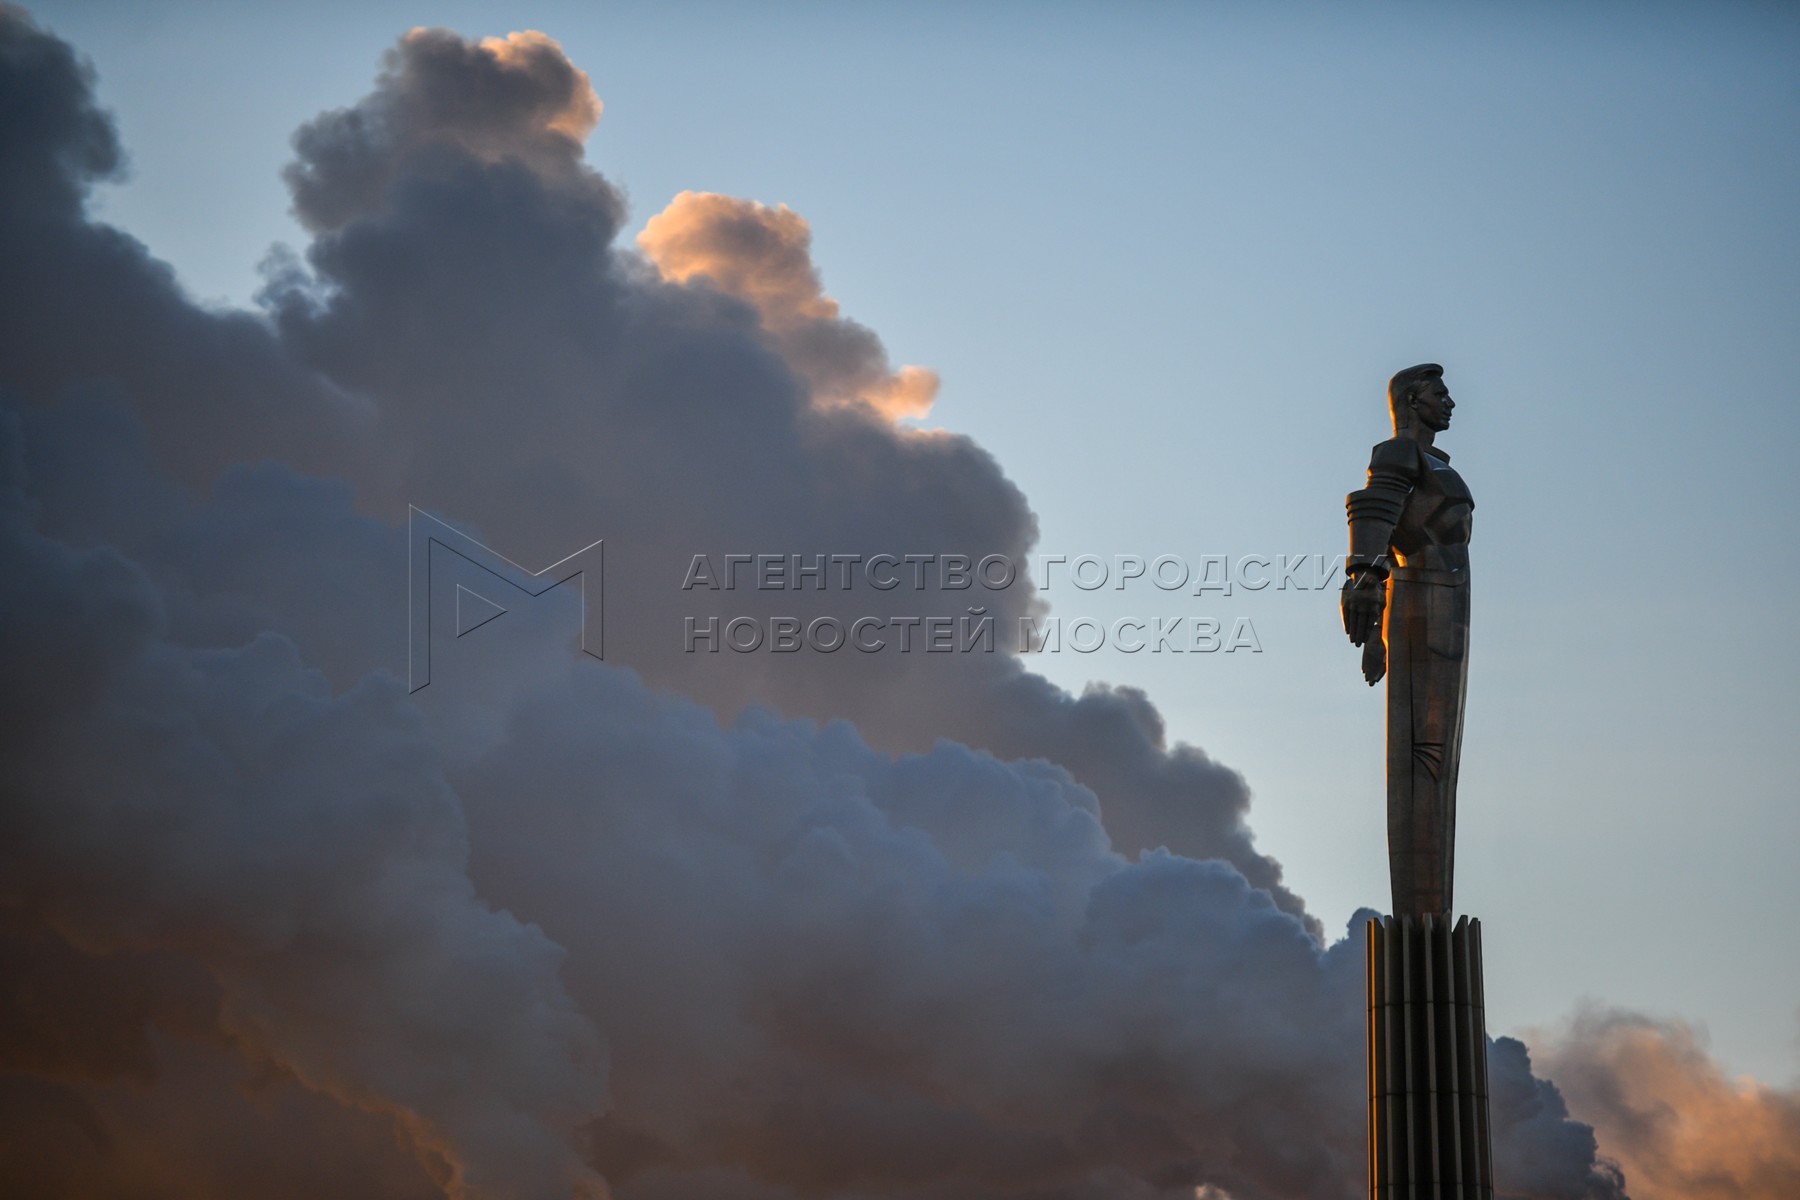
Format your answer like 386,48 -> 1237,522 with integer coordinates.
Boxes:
1409,377 -> 1454,432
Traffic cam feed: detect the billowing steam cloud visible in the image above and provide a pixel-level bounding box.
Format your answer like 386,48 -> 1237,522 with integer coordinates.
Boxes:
0,443 -> 607,1198
0,6 -> 1755,1197
1534,1011 -> 1800,1200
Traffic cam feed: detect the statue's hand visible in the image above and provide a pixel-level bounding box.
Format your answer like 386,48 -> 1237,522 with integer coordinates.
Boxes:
1340,575 -> 1385,648
1342,576 -> 1387,686
1361,633 -> 1386,687
1342,576 -> 1386,686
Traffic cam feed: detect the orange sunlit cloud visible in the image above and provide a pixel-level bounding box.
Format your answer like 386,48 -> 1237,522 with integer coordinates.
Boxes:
1536,1010 -> 1800,1200
640,191 -> 940,421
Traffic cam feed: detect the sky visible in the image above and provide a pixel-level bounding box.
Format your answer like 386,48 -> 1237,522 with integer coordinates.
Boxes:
4,2 -> 1800,1197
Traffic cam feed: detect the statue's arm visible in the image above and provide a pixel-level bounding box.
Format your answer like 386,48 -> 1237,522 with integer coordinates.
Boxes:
1341,439 -> 1417,684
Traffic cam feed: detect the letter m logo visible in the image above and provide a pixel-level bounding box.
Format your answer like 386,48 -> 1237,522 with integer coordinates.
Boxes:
407,506 -> 604,692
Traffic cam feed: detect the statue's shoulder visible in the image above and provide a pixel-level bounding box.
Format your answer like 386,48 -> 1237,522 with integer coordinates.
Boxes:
1367,436 -> 1426,477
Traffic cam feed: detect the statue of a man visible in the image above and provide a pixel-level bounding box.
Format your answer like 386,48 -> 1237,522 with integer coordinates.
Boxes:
1341,363 -> 1473,919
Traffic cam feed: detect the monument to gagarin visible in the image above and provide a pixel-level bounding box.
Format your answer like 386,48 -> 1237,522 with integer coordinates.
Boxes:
1342,364 -> 1493,1198
1340,363 -> 1472,919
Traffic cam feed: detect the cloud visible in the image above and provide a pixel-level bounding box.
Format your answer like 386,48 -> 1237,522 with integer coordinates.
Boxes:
256,16 -> 1312,927
0,409 -> 607,1199
1487,1035 -> 1629,1200
0,6 -> 367,486
0,396 -> 1621,1194
640,191 -> 940,420
450,659 -> 1368,1197
0,1033 -> 445,1200
0,8 -> 1668,1198
286,27 -> 606,235
1534,1011 -> 1800,1200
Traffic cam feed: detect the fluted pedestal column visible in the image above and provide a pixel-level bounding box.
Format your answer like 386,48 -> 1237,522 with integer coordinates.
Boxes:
1367,914 -> 1494,1199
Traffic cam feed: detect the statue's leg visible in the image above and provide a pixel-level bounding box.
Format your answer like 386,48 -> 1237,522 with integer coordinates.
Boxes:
1384,579 -> 1421,916
1423,582 -> 1470,913
1386,580 -> 1471,917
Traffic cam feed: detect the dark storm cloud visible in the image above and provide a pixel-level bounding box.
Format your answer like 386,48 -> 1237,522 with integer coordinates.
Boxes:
0,8 -> 1639,1199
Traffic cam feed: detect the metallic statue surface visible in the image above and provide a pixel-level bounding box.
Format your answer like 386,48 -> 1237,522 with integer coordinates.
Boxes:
1341,364 -> 1473,919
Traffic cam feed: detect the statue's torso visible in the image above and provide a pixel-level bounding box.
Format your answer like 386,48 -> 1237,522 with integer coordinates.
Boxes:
1391,445 -> 1473,577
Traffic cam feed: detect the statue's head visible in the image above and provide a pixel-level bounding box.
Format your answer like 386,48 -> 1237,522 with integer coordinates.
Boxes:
1388,363 -> 1451,435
